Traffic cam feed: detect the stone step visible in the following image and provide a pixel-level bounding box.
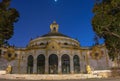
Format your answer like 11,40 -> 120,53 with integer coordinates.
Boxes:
0,74 -> 102,80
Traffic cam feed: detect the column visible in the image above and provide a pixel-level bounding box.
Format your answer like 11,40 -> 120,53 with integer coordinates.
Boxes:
79,56 -> 82,73
70,55 -> 74,74
58,55 -> 62,74
33,59 -> 37,74
45,55 -> 49,74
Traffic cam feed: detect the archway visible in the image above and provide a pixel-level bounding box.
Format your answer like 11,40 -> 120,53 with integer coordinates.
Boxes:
37,54 -> 45,74
73,55 -> 80,73
49,54 -> 58,74
62,54 -> 70,74
27,55 -> 33,74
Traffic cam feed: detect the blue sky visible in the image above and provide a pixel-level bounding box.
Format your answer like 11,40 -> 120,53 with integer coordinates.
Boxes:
6,0 -> 104,47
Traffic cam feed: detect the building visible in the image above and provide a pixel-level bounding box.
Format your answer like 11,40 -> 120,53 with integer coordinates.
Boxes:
0,21 -> 110,74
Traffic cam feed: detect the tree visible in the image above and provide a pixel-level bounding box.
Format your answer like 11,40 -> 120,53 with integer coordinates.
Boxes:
94,34 -> 99,45
0,0 -> 19,46
92,0 -> 120,61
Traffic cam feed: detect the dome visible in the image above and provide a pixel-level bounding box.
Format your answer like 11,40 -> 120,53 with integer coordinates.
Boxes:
41,32 -> 70,38
28,21 -> 80,48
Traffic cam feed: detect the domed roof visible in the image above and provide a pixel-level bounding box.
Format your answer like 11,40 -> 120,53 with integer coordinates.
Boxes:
29,21 -> 80,46
41,32 -> 70,37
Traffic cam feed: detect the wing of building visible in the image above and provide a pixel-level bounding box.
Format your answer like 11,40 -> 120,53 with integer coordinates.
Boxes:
0,21 -> 111,74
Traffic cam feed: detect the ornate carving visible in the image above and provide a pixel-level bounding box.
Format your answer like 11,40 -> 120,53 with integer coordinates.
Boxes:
4,47 -> 17,61
90,46 -> 103,60
47,40 -> 60,50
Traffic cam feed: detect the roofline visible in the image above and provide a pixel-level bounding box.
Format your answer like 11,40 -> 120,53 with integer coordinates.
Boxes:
30,36 -> 80,45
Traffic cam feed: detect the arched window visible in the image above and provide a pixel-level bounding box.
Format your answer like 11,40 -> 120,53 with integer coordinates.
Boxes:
40,43 -> 44,45
37,54 -> 45,74
64,43 -> 68,45
27,55 -> 33,74
73,55 -> 80,73
62,54 -> 70,74
53,27 -> 56,31
49,54 -> 58,74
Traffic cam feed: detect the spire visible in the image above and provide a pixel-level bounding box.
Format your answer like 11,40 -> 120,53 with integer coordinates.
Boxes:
50,21 -> 59,33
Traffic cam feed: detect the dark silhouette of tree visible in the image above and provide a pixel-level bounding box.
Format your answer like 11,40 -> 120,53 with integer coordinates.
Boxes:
92,0 -> 120,61
0,0 -> 19,46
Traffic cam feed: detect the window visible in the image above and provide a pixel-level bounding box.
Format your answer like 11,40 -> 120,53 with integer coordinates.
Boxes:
15,54 -> 17,57
37,54 -> 45,74
62,54 -> 70,74
64,43 -> 68,45
53,27 -> 56,31
73,55 -> 80,73
8,53 -> 12,58
49,54 -> 58,74
27,55 -> 33,74
40,43 -> 44,45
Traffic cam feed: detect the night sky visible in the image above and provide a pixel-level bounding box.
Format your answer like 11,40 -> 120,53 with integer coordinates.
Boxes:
7,0 -> 104,47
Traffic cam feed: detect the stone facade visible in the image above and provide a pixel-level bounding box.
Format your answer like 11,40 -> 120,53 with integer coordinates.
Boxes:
0,21 -> 111,74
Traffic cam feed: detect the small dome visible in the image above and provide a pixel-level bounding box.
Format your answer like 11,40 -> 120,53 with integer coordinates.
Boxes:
41,21 -> 71,38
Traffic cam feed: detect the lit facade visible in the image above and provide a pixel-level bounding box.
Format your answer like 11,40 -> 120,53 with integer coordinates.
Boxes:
0,21 -> 110,74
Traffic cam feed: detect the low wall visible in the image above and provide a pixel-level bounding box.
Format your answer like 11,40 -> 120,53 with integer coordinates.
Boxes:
92,70 -> 112,78
0,70 -> 6,75
0,74 -> 102,80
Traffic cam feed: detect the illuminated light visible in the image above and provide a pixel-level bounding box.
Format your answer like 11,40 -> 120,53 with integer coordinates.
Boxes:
54,0 -> 58,2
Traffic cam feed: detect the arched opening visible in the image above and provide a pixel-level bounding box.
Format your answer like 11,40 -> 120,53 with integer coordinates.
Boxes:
64,42 -> 68,45
49,54 -> 58,74
27,55 -> 33,74
62,54 -> 70,74
73,55 -> 80,73
37,54 -> 45,74
53,27 -> 56,31
40,43 -> 44,45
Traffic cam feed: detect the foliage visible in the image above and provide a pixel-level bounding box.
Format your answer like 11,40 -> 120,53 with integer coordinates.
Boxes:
92,0 -> 120,60
0,0 -> 19,46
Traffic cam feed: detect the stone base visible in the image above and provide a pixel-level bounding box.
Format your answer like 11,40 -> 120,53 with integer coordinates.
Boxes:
0,74 -> 102,80
0,70 -> 6,75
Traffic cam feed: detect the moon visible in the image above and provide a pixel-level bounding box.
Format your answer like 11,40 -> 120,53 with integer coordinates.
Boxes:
54,0 -> 58,2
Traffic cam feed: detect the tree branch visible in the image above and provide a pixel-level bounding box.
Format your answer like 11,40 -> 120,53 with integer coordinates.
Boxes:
104,27 -> 120,39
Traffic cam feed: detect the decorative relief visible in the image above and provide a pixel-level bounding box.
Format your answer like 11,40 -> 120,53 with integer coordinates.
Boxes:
90,46 -> 103,60
4,48 -> 17,61
47,40 -> 60,50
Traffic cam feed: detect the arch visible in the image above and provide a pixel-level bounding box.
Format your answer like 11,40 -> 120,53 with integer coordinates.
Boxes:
62,54 -> 70,74
73,55 -> 80,73
49,54 -> 58,74
27,55 -> 33,74
37,54 -> 45,74
40,43 -> 44,45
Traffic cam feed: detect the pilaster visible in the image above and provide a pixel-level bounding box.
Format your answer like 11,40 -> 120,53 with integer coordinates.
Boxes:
70,55 -> 74,74
58,55 -> 62,74
33,59 -> 37,74
45,54 -> 49,74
